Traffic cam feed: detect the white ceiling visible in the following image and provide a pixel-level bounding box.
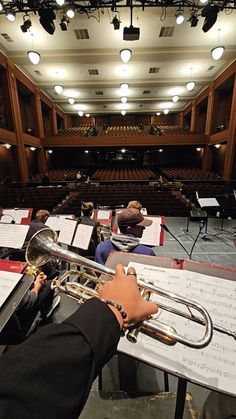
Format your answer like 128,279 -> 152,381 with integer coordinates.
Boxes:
1,4 -> 236,115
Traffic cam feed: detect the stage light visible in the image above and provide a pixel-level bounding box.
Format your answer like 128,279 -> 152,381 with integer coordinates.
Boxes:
186,81 -> 195,91
38,9 -> 56,35
6,11 -> 16,22
172,95 -> 179,103
21,18 -> 32,33
202,4 -> 219,33
66,6 -> 75,18
27,51 -> 41,65
111,15 -> 120,30
60,16 -> 69,31
68,97 -> 75,104
175,9 -> 184,25
120,49 -> 132,64
189,13 -> 198,28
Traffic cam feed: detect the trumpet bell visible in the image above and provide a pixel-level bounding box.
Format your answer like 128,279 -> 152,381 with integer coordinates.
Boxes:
26,228 -> 58,267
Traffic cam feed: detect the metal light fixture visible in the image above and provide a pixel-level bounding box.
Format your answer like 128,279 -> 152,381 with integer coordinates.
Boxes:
211,29 -> 225,60
78,111 -> 83,116
120,83 -> 129,91
111,15 -> 120,30
54,71 -> 63,94
60,15 -> 69,31
121,110 -> 126,115
27,34 -> 41,65
175,9 -> 184,24
185,81 -> 195,91
172,95 -> 179,103
163,108 -> 169,115
120,96 -> 128,104
21,17 -> 32,33
120,49 -> 132,64
68,97 -> 75,104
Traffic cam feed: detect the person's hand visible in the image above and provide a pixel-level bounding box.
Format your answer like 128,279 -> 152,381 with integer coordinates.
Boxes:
32,273 -> 47,295
97,264 -> 158,328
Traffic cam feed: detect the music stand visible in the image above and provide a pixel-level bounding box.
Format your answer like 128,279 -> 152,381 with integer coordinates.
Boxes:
197,197 -> 220,238
185,210 -> 208,235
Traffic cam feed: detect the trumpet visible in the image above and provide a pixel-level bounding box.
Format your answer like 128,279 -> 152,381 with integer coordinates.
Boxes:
25,228 -> 235,349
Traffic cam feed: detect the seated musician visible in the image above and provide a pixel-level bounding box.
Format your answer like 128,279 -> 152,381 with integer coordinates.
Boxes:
0,265 -> 158,419
95,208 -> 155,265
127,200 -> 147,215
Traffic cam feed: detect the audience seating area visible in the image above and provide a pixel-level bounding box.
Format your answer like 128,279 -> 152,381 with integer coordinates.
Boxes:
91,167 -> 156,181
160,167 -> 222,181
99,125 -> 146,137
57,125 -> 97,137
0,186 -> 69,214
57,184 -> 190,217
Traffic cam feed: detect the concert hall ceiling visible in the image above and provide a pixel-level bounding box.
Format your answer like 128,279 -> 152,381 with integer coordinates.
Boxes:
0,1 -> 236,116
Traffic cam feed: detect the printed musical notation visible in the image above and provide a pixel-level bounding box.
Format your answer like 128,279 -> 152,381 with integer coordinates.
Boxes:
118,262 -> 236,396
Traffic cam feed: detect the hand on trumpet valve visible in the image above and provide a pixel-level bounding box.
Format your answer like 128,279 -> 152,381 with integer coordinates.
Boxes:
97,264 -> 158,329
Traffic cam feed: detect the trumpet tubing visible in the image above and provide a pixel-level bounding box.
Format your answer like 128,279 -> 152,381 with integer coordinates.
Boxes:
26,227 -> 217,349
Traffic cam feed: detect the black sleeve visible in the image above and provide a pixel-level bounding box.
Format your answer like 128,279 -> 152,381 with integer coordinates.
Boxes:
0,298 -> 121,419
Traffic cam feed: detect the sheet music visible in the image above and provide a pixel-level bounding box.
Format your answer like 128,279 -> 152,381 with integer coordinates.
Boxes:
198,198 -> 220,207
72,223 -> 94,250
46,215 -> 74,231
1,209 -> 29,224
118,262 -> 236,396
0,224 -> 29,248
139,217 -> 162,246
58,218 -> 77,245
0,270 -> 22,308
97,210 -> 110,220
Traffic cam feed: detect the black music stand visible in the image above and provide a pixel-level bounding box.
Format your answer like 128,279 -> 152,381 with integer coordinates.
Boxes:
185,210 -> 208,235
197,197 -> 220,238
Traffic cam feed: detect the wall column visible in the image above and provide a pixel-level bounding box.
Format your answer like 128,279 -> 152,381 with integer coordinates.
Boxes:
202,84 -> 214,172
223,73 -> 236,180
51,105 -> 58,135
190,101 -> 196,132
7,60 -> 28,182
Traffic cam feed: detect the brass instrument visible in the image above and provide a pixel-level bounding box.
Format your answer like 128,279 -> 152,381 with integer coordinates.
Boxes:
25,228 -> 235,349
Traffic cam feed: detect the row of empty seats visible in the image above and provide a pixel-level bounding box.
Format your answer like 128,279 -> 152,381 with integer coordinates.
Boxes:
160,167 -> 222,181
91,167 -> 156,181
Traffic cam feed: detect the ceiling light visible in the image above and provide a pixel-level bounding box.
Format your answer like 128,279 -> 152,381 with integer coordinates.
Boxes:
201,5 -> 219,33
30,147 -> 36,151
120,96 -> 127,104
21,18 -> 32,33
189,13 -> 199,28
60,16 -> 69,31
156,112 -> 161,116
85,150 -> 89,153
6,11 -> 16,22
3,143 -> 11,149
196,147 -> 201,151
38,9 -> 56,35
121,148 -> 126,153
66,6 -> 75,19
54,85 -> 63,94
163,108 -> 169,115
111,15 -> 120,30
56,0 -> 65,5
0,2 -> 3,11
27,51 -> 41,65
120,83 -> 129,91
48,149 -> 53,154
199,0 -> 208,3
186,81 -> 195,91
121,110 -> 126,116
159,149 -> 163,152
85,113 -> 90,117
172,95 -> 179,102
68,97 -> 75,104
214,144 -> 221,148
78,111 -> 83,116
211,46 -> 225,60
175,10 -> 184,25
120,49 -> 132,64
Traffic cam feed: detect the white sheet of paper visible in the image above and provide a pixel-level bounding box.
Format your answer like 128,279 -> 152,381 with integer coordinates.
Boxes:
58,218 -> 77,245
139,217 -> 162,246
1,209 -> 29,224
72,224 -> 94,250
0,270 -> 22,308
198,198 -> 220,207
46,215 -> 74,231
118,262 -> 236,396
0,224 -> 29,248
97,210 -> 110,220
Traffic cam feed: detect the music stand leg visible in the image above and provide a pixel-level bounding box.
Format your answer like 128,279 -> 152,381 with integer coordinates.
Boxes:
174,377 -> 187,419
164,371 -> 169,392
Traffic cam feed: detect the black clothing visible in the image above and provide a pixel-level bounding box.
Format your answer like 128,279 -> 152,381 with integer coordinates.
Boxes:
0,298 -> 120,419
73,215 -> 100,259
25,217 -> 47,242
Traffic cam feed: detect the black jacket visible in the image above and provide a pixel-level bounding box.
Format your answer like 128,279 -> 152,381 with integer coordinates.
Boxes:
0,298 -> 120,419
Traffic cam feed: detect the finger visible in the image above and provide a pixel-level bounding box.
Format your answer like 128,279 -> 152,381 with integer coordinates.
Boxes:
127,267 -> 137,277
143,301 -> 158,316
115,264 -> 125,279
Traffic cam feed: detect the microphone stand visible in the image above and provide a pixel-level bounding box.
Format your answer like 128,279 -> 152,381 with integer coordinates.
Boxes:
161,223 -> 191,259
189,220 -> 206,259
